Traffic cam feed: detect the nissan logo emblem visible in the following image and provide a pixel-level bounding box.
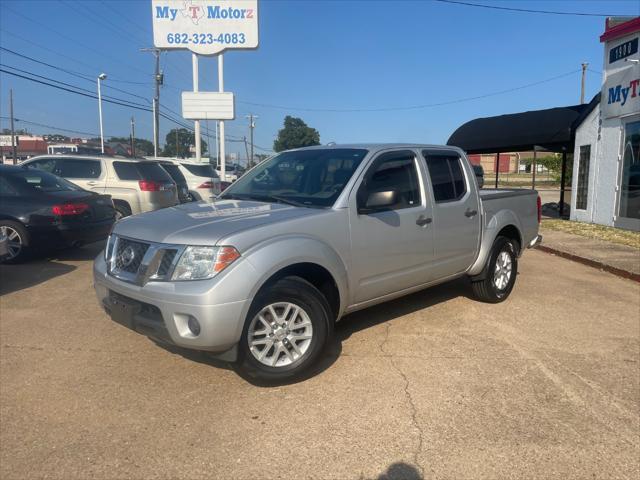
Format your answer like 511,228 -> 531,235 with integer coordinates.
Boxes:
120,245 -> 136,267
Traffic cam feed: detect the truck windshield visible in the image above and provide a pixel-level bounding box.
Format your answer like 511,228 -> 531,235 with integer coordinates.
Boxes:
221,148 -> 368,208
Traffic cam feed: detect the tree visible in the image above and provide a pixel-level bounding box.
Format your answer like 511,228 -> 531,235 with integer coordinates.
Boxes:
521,154 -> 572,183
108,137 -> 155,157
163,128 -> 207,158
273,116 -> 320,152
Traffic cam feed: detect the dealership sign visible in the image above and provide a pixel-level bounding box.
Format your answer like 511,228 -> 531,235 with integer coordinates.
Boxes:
152,0 -> 258,55
601,64 -> 640,119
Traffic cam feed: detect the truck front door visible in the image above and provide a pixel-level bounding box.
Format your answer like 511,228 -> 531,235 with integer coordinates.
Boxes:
349,149 -> 435,304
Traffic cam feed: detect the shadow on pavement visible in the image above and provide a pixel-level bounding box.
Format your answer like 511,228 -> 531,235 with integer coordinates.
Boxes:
0,261 -> 76,296
0,242 -> 104,296
377,462 -> 423,480
157,276 -> 472,387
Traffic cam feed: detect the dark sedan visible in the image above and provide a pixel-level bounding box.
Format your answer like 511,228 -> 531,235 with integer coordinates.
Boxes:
0,165 -> 116,263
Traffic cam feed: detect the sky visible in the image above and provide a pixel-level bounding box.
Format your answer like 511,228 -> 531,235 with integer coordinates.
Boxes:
1,0 -> 639,161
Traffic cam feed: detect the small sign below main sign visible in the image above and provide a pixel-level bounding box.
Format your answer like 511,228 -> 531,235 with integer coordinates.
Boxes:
182,92 -> 235,120
152,0 -> 258,55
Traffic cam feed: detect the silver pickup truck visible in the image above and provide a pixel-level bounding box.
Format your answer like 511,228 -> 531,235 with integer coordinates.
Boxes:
94,144 -> 541,381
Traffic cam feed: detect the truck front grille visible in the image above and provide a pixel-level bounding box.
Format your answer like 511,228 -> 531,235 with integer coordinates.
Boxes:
114,238 -> 149,273
107,236 -> 184,285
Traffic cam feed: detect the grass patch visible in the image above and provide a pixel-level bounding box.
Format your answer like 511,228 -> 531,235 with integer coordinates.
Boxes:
541,219 -> 640,250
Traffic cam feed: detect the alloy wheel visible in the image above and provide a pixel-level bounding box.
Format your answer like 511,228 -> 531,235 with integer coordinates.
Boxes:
247,302 -> 313,368
493,250 -> 513,290
0,226 -> 22,260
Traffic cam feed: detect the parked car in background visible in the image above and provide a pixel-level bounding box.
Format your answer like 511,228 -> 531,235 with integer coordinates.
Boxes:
473,164 -> 485,188
177,161 -> 221,202
219,181 -> 232,192
215,163 -> 243,182
0,165 -> 116,263
95,144 -> 541,381
148,159 -> 191,203
22,155 -> 178,219
0,231 -> 9,260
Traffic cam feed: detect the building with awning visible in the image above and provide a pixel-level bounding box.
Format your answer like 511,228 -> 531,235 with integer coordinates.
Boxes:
448,15 -> 639,231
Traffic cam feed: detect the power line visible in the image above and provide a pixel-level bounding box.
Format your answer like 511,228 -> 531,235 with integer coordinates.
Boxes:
432,0 -> 628,17
0,47 -> 152,103
237,69 -> 581,113
0,115 -> 106,137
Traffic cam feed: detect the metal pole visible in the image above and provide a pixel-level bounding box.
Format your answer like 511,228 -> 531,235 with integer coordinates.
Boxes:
532,147 -> 537,190
215,121 -> 219,167
130,116 -> 135,157
246,114 -> 257,167
9,89 -> 17,164
580,62 -> 588,104
494,153 -> 500,189
559,151 -> 567,217
243,136 -> 249,166
152,102 -> 158,157
154,51 -> 161,156
97,77 -> 105,154
192,53 -> 201,161
175,129 -> 179,158
218,53 -> 226,181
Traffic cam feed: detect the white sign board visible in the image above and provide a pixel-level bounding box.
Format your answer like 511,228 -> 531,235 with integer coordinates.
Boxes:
182,92 -> 235,120
601,63 -> 640,119
0,135 -> 18,147
152,0 -> 258,55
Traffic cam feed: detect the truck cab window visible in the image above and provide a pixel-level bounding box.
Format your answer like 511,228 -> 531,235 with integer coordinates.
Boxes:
358,152 -> 421,210
424,153 -> 467,202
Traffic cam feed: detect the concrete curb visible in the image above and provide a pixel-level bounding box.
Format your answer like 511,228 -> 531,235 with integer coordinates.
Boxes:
535,245 -> 640,283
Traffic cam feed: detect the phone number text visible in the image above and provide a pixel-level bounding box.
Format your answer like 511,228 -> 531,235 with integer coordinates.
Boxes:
166,33 -> 246,45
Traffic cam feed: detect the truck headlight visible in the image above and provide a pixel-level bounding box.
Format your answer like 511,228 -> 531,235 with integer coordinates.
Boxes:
172,246 -> 240,281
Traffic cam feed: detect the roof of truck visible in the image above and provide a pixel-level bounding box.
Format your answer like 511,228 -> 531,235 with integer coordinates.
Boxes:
291,143 -> 462,153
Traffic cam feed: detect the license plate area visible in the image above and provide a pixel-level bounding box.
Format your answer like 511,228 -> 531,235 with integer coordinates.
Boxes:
107,292 -> 141,329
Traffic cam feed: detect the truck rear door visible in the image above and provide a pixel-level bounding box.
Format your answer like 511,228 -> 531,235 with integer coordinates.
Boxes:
422,149 -> 481,279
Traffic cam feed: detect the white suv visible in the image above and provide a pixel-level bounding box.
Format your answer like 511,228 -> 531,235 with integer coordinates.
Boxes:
22,155 -> 178,218
176,161 -> 222,202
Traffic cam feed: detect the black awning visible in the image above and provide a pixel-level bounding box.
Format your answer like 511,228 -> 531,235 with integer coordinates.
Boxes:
447,93 -> 600,154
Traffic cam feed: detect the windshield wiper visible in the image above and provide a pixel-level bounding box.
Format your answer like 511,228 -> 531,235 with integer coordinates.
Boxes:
221,193 -> 307,208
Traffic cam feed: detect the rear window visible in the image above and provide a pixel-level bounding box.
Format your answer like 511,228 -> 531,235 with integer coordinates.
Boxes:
1,169 -> 82,194
113,161 -> 173,182
182,163 -> 219,178
423,153 -> 467,203
57,158 -> 101,179
160,163 -> 186,184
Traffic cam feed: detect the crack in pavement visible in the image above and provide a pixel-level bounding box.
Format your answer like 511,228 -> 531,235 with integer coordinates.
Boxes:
378,323 -> 427,479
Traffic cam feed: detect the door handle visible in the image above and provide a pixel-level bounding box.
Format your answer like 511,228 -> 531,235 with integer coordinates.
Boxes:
465,209 -> 478,218
416,215 -> 432,227
87,181 -> 99,186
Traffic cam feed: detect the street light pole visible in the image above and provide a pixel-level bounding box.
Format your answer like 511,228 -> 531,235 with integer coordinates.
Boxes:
580,62 -> 588,104
97,73 -> 107,154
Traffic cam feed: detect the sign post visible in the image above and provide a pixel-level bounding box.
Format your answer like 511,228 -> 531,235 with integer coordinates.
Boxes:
151,0 -> 259,178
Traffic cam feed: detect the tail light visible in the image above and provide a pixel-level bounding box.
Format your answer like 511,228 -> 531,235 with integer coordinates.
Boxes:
139,180 -> 160,191
52,203 -> 90,216
537,195 -> 542,224
198,181 -> 213,189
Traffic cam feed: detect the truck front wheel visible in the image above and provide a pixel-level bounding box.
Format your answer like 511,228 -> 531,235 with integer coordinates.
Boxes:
237,276 -> 332,382
471,236 -> 518,303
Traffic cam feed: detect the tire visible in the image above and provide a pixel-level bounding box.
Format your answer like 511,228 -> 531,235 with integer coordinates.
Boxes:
0,220 -> 30,264
113,202 -> 132,220
471,236 -> 518,303
237,276 -> 332,382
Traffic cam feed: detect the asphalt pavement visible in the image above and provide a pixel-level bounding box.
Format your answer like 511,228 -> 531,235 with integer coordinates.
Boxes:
0,244 -> 638,479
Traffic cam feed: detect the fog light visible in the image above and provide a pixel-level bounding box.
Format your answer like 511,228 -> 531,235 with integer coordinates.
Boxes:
187,316 -> 201,336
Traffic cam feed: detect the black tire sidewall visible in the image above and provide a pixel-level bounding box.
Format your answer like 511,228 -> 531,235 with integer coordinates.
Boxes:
238,277 -> 330,380
487,237 -> 518,301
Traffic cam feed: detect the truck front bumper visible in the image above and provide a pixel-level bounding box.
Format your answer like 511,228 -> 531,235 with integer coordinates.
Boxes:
93,254 -> 251,356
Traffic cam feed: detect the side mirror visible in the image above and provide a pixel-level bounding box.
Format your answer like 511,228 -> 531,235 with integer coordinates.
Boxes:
359,190 -> 397,213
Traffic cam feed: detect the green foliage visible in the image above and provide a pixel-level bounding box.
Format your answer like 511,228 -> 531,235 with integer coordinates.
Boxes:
520,154 -> 572,183
108,137 -> 155,157
273,116 -> 320,152
163,128 -> 207,158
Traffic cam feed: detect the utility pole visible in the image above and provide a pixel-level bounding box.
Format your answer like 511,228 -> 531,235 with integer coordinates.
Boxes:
580,62 -> 588,104
246,114 -> 258,168
243,136 -> 250,166
141,48 -> 162,157
9,89 -> 17,164
175,128 -> 179,158
130,116 -> 136,157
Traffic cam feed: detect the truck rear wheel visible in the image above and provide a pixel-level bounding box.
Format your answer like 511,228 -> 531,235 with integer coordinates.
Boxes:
471,236 -> 518,303
237,276 -> 331,383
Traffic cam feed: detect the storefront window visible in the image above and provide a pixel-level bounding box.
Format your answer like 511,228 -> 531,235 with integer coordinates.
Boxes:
619,120 -> 640,221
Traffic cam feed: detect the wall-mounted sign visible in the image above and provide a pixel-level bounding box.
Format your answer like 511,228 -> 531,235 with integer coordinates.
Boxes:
609,37 -> 638,64
152,0 -> 258,55
182,92 -> 235,120
601,64 -> 640,119
0,135 -> 18,147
